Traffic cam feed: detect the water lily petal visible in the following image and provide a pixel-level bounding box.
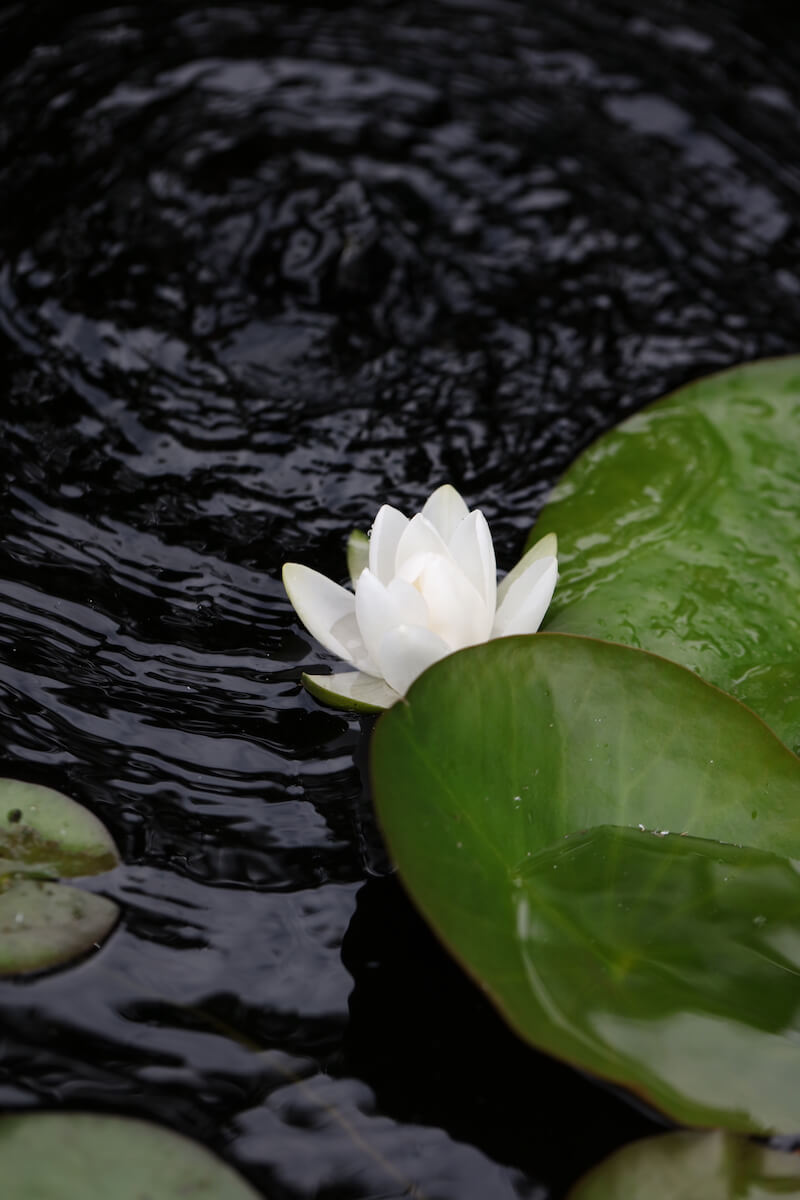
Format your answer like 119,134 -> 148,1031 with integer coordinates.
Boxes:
354,570 -> 397,665
492,556 -> 558,637
496,531 -> 558,608
283,563 -> 374,668
369,505 -> 409,585
414,554 -> 493,649
449,510 -> 497,615
346,529 -> 369,588
378,625 -> 451,695
302,670 -> 400,712
355,570 -> 430,666
329,612 -> 381,674
421,484 -> 470,542
386,576 -> 430,626
395,512 -> 452,572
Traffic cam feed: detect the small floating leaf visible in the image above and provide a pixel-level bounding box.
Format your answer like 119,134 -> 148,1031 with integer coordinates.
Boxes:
0,1112 -> 262,1199
567,1131 -> 800,1199
371,636 -> 800,1132
0,780 -> 119,976
529,357 -> 800,751
0,779 -> 119,881
0,880 -> 118,976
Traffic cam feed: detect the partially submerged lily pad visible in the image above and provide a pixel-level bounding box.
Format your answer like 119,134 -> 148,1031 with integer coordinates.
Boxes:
0,1112 -> 262,1199
0,879 -> 118,976
529,356 -> 800,751
567,1130 -> 800,1199
371,636 -> 800,1132
0,780 -> 119,976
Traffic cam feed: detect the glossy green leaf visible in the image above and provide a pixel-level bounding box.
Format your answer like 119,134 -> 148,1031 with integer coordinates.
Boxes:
0,780 -> 119,975
0,1112 -> 262,1199
528,357 -> 800,752
371,635 -> 800,1132
513,826 -> 800,1133
567,1131 -> 800,1200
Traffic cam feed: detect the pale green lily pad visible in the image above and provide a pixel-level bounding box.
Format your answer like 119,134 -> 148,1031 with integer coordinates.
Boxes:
0,780 -> 119,976
567,1131 -> 800,1199
371,635 -> 800,1132
0,780 -> 119,881
0,880 -> 118,975
0,1112 -> 262,1199
529,357 -> 800,751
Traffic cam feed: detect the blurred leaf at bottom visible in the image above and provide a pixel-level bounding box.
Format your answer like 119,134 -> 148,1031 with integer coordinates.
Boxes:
0,1112 -> 263,1199
567,1130 -> 800,1199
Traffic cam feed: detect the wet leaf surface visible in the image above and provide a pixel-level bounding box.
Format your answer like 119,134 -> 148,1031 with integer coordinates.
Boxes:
532,358 -> 800,752
372,635 -> 800,1132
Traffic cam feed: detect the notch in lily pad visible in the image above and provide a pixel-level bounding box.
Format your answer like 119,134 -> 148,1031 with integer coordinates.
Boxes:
0,780 -> 120,976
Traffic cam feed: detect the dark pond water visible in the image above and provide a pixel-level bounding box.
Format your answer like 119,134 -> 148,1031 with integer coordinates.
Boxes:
2,1 -> 800,1195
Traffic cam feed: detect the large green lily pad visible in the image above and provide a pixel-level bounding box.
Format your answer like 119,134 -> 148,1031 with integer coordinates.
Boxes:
0,780 -> 119,975
513,825 -> 800,1133
567,1131 -> 800,1199
0,1112 -> 262,1199
529,357 -> 800,752
371,636 -> 800,1132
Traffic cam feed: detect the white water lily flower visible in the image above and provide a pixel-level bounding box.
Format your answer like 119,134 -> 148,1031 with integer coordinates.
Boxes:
282,484 -> 558,710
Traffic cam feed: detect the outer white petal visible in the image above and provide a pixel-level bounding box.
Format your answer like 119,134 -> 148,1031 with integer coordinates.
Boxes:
449,510 -> 497,616
369,505 -> 409,585
492,556 -> 558,637
421,484 -> 470,542
283,563 -> 376,673
394,512 -> 452,572
302,670 -> 400,712
496,532 -> 558,608
414,554 -> 493,649
377,625 -> 451,696
355,569 -> 396,666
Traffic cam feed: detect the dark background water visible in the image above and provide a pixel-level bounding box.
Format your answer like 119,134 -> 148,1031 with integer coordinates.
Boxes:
1,1 -> 800,1196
